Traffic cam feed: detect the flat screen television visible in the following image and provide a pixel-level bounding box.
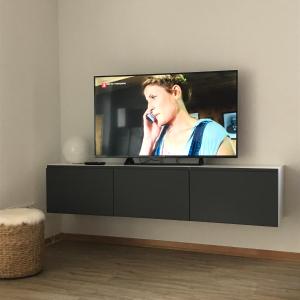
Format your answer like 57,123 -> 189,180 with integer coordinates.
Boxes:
94,70 -> 238,159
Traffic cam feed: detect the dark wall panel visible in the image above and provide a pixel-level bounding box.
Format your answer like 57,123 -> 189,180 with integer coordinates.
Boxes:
114,167 -> 189,220
190,168 -> 278,226
47,166 -> 113,216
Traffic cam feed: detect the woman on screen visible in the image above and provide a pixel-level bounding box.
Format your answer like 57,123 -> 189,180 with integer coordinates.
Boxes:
139,74 -> 235,156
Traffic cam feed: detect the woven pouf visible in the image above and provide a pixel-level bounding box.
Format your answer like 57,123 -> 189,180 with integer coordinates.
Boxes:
0,208 -> 45,279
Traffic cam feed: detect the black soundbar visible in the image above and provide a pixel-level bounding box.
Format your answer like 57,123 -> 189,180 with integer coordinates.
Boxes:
84,162 -> 106,165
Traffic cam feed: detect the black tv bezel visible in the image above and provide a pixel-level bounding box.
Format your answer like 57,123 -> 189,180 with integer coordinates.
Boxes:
94,70 -> 238,159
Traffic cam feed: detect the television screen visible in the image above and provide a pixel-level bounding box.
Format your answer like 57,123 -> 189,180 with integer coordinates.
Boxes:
94,70 -> 238,158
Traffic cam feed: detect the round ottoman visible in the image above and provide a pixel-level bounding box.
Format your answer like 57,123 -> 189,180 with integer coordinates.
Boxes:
0,208 -> 45,278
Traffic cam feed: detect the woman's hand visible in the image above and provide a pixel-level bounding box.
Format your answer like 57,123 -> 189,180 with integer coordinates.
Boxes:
139,109 -> 161,155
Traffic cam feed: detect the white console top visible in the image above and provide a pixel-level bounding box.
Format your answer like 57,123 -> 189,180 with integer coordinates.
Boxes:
48,163 -> 284,169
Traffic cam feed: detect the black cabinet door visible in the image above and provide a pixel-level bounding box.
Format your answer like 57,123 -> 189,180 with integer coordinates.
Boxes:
47,166 -> 113,216
190,168 -> 278,226
114,167 -> 189,220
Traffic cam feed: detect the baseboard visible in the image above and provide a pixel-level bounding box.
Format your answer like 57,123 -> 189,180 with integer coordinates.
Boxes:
45,233 -> 63,246
55,233 -> 300,261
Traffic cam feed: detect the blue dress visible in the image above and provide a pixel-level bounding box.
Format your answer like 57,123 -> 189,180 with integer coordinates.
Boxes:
152,119 -> 228,156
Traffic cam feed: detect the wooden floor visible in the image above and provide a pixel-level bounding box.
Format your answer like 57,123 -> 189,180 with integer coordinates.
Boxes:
0,240 -> 300,300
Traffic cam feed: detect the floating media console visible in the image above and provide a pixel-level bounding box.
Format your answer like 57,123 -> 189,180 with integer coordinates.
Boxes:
46,165 -> 283,227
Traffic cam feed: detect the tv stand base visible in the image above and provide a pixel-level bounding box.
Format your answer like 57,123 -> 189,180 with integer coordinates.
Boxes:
124,157 -> 135,165
124,157 -> 204,166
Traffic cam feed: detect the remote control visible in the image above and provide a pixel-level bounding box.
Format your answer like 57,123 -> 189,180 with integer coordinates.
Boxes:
84,162 -> 106,165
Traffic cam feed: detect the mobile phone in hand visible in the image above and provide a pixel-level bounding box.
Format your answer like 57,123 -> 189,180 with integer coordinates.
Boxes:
146,112 -> 156,123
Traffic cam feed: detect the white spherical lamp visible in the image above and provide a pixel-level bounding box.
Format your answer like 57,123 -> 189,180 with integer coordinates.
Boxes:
62,136 -> 89,163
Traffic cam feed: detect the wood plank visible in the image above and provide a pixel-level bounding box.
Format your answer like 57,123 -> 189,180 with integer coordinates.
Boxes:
1,240 -> 299,300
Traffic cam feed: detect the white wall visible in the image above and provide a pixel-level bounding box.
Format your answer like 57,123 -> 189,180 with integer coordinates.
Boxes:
0,0 -> 62,237
59,0 -> 300,252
